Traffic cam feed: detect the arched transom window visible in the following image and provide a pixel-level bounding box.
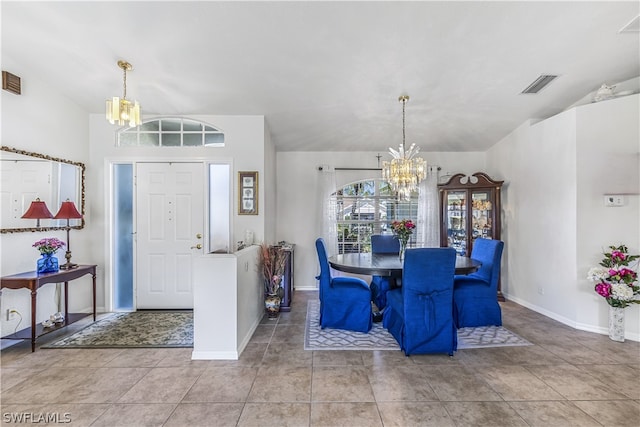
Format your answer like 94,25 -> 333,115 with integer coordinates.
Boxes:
117,118 -> 224,147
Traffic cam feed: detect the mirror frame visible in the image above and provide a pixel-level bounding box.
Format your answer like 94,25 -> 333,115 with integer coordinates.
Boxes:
1,145 -> 86,233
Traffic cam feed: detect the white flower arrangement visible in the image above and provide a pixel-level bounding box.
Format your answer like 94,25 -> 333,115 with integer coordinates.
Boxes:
586,245 -> 640,308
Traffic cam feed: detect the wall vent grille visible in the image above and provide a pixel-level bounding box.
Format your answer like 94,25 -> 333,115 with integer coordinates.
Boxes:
2,71 -> 21,95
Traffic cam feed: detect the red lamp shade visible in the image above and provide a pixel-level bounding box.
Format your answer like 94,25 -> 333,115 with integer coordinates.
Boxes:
21,199 -> 53,219
53,200 -> 83,220
53,200 -> 83,270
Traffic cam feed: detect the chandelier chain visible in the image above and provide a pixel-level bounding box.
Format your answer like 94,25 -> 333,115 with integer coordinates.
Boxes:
402,97 -> 406,150
122,66 -> 127,100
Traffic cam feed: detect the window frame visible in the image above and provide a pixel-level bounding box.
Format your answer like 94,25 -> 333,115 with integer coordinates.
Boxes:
117,117 -> 225,148
333,178 -> 419,254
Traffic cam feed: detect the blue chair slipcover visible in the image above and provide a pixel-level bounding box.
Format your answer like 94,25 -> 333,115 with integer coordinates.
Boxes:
453,238 -> 504,328
315,238 -> 373,333
383,247 -> 457,356
370,234 -> 400,310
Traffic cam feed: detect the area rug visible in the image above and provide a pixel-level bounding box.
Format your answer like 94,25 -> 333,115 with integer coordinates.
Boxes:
304,301 -> 399,351
42,311 -> 193,348
304,300 -> 531,351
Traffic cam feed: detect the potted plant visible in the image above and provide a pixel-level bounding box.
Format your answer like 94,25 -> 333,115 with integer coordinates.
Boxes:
33,237 -> 66,274
260,244 -> 287,318
587,244 -> 639,342
390,219 -> 415,261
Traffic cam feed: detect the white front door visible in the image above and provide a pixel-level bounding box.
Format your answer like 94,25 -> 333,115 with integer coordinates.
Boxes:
136,162 -> 204,309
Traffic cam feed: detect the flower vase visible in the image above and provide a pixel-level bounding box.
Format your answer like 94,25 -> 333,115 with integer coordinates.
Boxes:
399,239 -> 408,262
37,253 -> 59,274
608,306 -> 625,342
264,294 -> 281,319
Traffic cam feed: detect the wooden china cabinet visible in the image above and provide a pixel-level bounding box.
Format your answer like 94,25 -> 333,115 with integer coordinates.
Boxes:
438,172 -> 504,301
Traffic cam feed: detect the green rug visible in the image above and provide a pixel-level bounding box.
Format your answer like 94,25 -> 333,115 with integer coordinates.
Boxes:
42,311 -> 193,348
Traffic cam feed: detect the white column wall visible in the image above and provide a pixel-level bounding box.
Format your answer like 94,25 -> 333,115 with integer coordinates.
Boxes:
263,121 -> 277,244
275,151 -> 486,290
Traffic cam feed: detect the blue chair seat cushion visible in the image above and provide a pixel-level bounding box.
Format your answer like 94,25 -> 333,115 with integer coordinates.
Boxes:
453,276 -> 492,296
332,276 -> 371,291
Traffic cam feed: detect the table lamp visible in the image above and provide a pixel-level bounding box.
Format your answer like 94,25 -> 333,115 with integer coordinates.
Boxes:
53,200 -> 83,270
21,198 -> 53,227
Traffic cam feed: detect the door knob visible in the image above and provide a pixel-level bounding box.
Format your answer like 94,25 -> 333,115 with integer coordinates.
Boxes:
196,233 -> 202,239
191,244 -> 202,249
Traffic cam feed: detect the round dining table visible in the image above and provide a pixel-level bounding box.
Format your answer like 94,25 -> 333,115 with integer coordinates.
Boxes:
328,252 -> 481,277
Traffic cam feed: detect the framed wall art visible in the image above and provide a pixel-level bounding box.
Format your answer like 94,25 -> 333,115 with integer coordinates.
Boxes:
238,171 -> 258,215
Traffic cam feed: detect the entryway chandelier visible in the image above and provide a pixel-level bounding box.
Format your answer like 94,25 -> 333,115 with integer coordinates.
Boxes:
382,95 -> 427,200
106,60 -> 141,127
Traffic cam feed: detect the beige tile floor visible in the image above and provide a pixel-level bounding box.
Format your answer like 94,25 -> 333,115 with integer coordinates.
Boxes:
1,290 -> 639,426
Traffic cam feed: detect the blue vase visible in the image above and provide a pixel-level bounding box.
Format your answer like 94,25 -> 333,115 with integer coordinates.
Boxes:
37,253 -> 59,274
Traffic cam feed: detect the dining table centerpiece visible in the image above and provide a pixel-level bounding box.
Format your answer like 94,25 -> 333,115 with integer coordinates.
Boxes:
587,244 -> 639,342
260,243 -> 287,318
33,237 -> 66,274
390,219 -> 415,261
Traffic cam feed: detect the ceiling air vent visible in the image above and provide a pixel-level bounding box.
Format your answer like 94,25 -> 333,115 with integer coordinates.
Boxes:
619,15 -> 640,33
521,74 -> 558,94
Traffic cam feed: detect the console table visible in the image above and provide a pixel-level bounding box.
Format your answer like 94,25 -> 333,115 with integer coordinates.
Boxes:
1,265 -> 96,352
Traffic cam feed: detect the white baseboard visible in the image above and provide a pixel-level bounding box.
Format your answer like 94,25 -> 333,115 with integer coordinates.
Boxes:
191,350 -> 238,360
237,314 -> 262,356
505,294 -> 639,342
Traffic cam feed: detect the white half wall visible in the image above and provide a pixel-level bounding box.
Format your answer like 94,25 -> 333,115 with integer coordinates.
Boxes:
192,245 -> 263,360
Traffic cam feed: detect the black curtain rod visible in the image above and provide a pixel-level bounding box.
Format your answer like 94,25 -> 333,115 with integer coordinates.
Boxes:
317,166 -> 441,171
318,167 -> 382,171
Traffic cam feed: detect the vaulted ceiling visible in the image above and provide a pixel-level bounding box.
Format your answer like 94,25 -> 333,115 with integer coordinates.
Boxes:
2,1 -> 639,152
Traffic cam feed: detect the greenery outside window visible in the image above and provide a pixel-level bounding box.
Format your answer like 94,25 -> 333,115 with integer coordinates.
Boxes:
333,179 -> 419,254
117,118 -> 224,147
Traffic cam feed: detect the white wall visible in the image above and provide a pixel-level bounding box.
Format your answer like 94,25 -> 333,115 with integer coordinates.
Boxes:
88,114 -> 267,312
487,94 -> 640,341
575,95 -> 640,336
1,72 -> 93,337
275,150 -> 486,290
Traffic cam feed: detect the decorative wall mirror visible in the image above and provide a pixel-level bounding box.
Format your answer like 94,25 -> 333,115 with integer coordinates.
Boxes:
0,146 -> 85,233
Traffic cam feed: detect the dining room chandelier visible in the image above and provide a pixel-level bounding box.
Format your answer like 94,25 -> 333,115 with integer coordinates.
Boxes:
106,60 -> 141,127
382,95 -> 427,201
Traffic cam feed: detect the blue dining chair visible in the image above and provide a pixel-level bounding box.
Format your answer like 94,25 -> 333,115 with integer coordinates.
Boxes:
370,234 -> 400,310
383,247 -> 457,356
453,238 -> 504,328
315,238 -> 373,333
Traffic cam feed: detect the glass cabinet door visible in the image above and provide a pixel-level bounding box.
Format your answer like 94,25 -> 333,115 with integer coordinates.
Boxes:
471,190 -> 493,248
445,191 -> 467,255
438,172 -> 504,300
